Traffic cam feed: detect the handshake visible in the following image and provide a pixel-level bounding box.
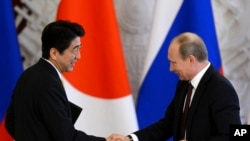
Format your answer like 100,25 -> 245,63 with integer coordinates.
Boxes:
106,134 -> 188,141
106,134 -> 131,141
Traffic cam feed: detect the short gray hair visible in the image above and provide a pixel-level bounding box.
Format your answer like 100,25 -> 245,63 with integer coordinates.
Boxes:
174,32 -> 208,62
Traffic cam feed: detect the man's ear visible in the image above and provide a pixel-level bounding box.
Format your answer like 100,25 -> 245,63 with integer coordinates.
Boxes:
49,48 -> 58,60
188,54 -> 196,64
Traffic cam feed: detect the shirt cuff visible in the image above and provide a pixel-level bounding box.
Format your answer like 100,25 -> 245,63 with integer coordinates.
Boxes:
128,134 -> 139,141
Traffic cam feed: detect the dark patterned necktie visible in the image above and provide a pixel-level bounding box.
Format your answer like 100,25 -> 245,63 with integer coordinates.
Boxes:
179,83 -> 193,140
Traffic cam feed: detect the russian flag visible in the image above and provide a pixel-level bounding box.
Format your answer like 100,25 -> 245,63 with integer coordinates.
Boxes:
0,0 -> 23,140
56,0 -> 138,136
136,0 -> 222,137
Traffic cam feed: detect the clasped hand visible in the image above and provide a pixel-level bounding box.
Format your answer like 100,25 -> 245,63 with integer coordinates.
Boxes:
106,134 -> 130,141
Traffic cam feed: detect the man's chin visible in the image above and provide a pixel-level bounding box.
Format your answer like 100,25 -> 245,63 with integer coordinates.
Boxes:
179,77 -> 184,80
67,67 -> 74,72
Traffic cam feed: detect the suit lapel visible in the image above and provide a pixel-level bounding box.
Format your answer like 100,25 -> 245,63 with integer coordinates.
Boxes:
185,65 -> 215,138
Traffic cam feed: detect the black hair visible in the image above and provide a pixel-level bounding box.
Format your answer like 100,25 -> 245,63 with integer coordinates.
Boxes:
41,20 -> 85,59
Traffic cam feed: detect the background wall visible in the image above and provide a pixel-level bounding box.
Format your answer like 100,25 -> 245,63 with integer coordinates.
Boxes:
14,0 -> 250,124
212,0 -> 250,124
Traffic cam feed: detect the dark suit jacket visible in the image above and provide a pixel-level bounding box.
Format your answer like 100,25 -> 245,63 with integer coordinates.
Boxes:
134,65 -> 241,141
5,59 -> 105,141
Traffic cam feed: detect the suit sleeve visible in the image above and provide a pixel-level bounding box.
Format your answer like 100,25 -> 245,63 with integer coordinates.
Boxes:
133,106 -> 174,141
133,87 -> 182,141
133,81 -> 184,141
38,81 -> 105,141
207,77 -> 241,141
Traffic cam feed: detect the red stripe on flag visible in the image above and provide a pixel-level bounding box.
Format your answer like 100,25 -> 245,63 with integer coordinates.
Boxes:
219,67 -> 224,75
57,0 -> 131,99
0,119 -> 13,141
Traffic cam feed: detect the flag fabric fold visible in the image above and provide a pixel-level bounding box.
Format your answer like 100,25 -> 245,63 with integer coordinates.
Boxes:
137,0 -> 222,135
0,1 -> 23,140
57,0 -> 138,136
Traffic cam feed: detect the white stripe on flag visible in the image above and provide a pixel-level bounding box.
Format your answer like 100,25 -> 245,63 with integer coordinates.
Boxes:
140,0 -> 183,84
63,77 -> 138,136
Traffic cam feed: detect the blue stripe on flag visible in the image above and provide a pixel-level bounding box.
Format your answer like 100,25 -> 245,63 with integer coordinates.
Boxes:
0,0 -> 23,121
136,0 -> 221,137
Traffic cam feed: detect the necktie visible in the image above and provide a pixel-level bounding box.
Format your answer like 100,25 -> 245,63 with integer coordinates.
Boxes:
179,82 -> 193,140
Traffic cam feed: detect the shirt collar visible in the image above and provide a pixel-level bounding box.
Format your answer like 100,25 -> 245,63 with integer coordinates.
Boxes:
190,63 -> 210,90
42,58 -> 62,80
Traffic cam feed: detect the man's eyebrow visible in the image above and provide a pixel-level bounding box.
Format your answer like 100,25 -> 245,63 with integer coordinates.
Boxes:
74,44 -> 82,49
